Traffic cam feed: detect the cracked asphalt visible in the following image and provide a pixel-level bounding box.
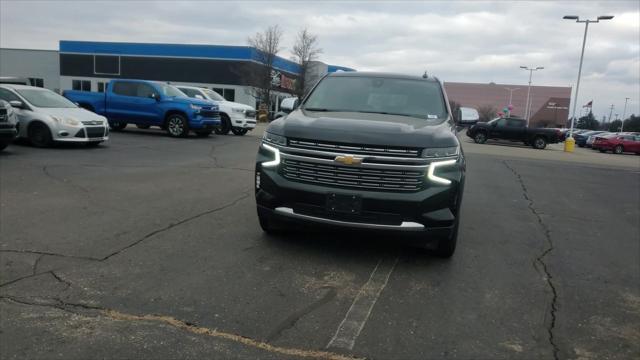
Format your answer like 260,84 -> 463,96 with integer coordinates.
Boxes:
1,125 -> 639,359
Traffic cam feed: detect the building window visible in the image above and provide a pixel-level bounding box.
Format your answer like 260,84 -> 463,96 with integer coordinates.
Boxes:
28,78 -> 44,87
72,80 -> 91,91
213,88 -> 224,96
94,55 -> 120,75
223,89 -> 235,102
97,82 -> 105,93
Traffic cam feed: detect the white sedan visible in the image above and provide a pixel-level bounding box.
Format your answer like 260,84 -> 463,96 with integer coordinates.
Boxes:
0,84 -> 109,147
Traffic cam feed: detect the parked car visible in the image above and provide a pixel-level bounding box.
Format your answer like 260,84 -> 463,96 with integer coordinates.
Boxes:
466,117 -> 560,149
256,72 -> 465,258
175,85 -> 256,136
0,85 -> 109,147
574,130 -> 606,147
0,100 -> 18,151
593,134 -> 640,154
587,132 -> 611,148
63,79 -> 220,137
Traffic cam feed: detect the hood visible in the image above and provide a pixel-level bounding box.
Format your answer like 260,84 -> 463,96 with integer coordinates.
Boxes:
39,107 -> 106,122
220,101 -> 254,111
166,96 -> 217,108
268,109 -> 458,148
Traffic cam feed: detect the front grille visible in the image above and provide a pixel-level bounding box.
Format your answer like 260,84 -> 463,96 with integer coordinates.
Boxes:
86,127 -> 106,138
200,106 -> 220,119
289,139 -> 421,158
281,158 -> 424,191
0,108 -> 7,122
245,110 -> 256,118
81,120 -> 103,126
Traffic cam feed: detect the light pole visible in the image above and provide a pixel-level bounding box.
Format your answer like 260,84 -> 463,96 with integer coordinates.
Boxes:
520,66 -> 544,126
564,15 -> 614,143
621,97 -> 629,132
504,87 -> 520,106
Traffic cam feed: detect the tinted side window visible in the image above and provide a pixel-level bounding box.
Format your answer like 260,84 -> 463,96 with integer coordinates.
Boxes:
112,82 -> 137,97
507,119 -> 525,127
0,88 -> 21,102
496,119 -> 508,127
135,83 -> 155,98
179,88 -> 198,98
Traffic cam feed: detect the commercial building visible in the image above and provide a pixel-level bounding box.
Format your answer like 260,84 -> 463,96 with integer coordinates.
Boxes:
1,40 -> 355,112
444,82 -> 571,127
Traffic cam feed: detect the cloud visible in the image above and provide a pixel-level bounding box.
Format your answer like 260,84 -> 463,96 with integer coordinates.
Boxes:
1,0 -> 638,117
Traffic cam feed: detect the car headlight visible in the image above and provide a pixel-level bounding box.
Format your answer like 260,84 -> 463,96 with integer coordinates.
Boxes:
232,107 -> 246,113
190,104 -> 202,112
261,143 -> 281,168
421,146 -> 459,158
51,116 -> 80,126
262,131 -> 287,146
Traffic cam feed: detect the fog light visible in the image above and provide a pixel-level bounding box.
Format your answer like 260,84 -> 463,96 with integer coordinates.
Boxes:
255,172 -> 261,189
58,131 -> 69,137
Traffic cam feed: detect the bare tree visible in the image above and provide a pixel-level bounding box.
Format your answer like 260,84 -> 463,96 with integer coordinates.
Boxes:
477,104 -> 498,122
247,25 -> 283,111
291,28 -> 323,99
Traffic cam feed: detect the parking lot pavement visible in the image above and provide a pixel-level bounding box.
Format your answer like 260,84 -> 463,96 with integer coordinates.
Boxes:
1,125 -> 639,359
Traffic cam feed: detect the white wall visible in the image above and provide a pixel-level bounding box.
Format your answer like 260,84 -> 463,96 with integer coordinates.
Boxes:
0,48 -> 60,91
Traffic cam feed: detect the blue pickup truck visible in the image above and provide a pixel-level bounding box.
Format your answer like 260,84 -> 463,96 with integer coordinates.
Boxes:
63,79 -> 220,137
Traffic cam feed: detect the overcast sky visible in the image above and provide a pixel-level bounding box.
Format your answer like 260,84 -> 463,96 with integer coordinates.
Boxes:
1,0 -> 638,119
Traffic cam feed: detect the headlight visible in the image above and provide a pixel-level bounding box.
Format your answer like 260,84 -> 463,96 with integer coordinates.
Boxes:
261,143 -> 281,168
232,107 -> 246,113
51,116 -> 80,126
190,104 -> 202,111
427,159 -> 457,185
262,131 -> 287,146
421,146 -> 459,158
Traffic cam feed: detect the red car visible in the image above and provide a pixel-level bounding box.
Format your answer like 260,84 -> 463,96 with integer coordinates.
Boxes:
594,134 -> 640,154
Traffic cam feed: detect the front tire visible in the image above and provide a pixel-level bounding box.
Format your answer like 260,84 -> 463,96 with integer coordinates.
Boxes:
231,128 -> 248,136
28,122 -> 53,148
215,114 -> 231,135
258,213 -> 277,235
473,132 -> 487,144
614,145 -> 624,154
532,136 -> 547,149
110,121 -> 127,131
166,114 -> 189,138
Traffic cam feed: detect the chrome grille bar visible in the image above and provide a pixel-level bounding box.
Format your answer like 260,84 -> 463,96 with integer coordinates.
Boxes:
289,139 -> 420,158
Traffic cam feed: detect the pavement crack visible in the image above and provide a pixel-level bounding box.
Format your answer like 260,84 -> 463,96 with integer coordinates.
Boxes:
0,296 -> 363,360
42,165 -> 90,193
503,160 -> 559,360
266,287 -> 338,342
32,254 -> 45,275
99,192 -> 251,261
50,271 -> 72,290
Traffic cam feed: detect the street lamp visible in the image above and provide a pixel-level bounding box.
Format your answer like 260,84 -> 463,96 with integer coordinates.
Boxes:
520,66 -> 544,126
564,14 -> 615,144
621,97 -> 630,132
504,87 -> 520,107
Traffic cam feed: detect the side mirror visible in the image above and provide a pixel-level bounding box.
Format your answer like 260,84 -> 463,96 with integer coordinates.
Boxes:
9,100 -> 24,109
280,97 -> 299,112
459,107 -> 479,124
150,93 -> 160,101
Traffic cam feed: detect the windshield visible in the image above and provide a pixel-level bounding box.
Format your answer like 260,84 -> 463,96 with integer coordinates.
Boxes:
159,84 -> 187,98
303,76 -> 448,120
17,89 -> 77,108
203,89 -> 225,101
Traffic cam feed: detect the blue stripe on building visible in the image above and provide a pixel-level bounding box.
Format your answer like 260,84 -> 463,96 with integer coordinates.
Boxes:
59,40 -> 302,75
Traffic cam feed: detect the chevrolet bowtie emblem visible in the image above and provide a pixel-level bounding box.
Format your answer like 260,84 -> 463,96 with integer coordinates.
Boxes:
335,155 -> 363,165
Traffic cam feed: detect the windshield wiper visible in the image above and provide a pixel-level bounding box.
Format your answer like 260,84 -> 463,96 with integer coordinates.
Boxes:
303,107 -> 332,112
353,110 -> 427,119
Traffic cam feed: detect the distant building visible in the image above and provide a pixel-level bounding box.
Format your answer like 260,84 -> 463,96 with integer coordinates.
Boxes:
444,82 -> 571,127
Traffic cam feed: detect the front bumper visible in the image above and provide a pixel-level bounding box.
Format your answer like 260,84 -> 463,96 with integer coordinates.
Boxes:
55,126 -> 109,142
230,113 -> 257,130
189,116 -> 221,130
0,125 -> 18,140
255,158 -> 464,236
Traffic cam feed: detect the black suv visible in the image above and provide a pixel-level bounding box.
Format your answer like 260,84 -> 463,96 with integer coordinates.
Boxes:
255,72 -> 465,257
